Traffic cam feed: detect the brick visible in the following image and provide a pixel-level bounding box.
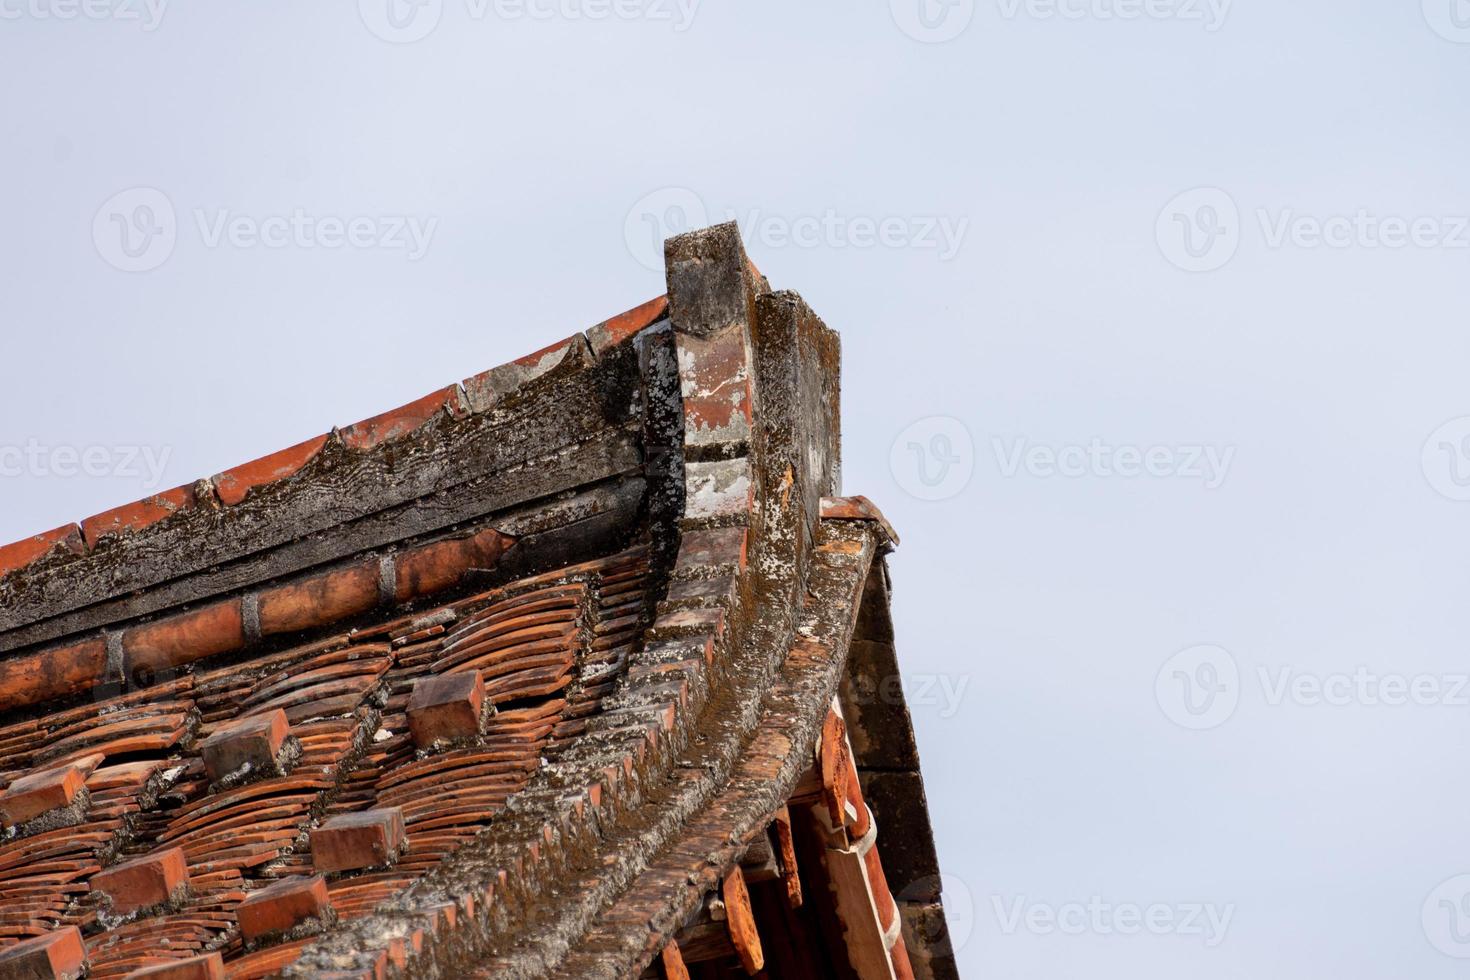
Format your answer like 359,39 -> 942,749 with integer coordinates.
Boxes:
122,952 -> 225,980
674,527 -> 748,579
81,484 -> 198,548
0,637 -> 108,714
676,325 -> 754,448
0,926 -> 87,980
664,222 -> 757,339
258,560 -> 380,636
341,386 -> 467,452
123,600 -> 245,680
683,458 -> 754,524
0,524 -> 84,581
820,494 -> 900,546
587,294 -> 668,356
394,529 -> 513,602
0,762 -> 86,827
200,709 -> 289,783
213,434 -> 329,506
311,807 -> 406,874
235,874 -> 332,942
463,334 -> 589,413
407,672 -> 484,748
92,846 -> 189,915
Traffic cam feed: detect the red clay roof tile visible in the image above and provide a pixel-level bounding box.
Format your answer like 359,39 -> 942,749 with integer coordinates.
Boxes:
0,524 -> 84,581
212,434 -> 330,506
340,385 -> 468,452
81,484 -> 201,549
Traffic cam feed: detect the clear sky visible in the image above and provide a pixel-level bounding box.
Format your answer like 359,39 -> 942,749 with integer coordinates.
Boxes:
3,2 -> 1470,976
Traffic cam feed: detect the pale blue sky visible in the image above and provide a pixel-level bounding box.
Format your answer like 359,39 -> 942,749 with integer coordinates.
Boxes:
3,2 -> 1470,976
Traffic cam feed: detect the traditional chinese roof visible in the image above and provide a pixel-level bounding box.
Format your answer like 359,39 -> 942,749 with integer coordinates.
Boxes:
0,223 -> 957,980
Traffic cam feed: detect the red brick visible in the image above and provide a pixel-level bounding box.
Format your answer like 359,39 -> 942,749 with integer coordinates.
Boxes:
235,875 -> 332,942
91,846 -> 189,915
0,762 -> 87,827
311,807 -> 406,874
200,709 -> 289,783
0,637 -> 108,714
407,671 -> 484,748
462,334 -> 588,413
81,484 -> 198,548
123,600 -> 244,679
683,458 -> 754,524
588,294 -> 669,356
258,560 -> 380,636
820,494 -> 901,546
0,926 -> 86,980
213,434 -> 329,506
340,386 -> 467,452
123,952 -> 225,980
676,325 -> 754,448
674,527 -> 748,576
0,524 -> 84,581
394,529 -> 513,602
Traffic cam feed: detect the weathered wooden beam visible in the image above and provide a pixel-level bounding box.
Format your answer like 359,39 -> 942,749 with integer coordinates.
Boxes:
721,867 -> 764,976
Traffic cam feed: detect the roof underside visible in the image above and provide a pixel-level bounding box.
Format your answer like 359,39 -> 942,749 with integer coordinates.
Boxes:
0,224 -> 958,980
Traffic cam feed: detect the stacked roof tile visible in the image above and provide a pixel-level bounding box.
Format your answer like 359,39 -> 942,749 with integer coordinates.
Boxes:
0,223 -> 956,979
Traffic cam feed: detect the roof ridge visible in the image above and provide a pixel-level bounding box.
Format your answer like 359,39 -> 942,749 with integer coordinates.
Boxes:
0,295 -> 669,588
